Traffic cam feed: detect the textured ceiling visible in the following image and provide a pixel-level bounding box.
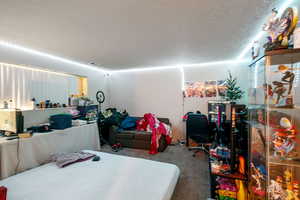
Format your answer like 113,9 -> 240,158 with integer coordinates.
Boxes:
0,0 -> 281,69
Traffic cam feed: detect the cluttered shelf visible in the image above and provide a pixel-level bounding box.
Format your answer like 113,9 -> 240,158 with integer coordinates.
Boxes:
211,171 -> 247,181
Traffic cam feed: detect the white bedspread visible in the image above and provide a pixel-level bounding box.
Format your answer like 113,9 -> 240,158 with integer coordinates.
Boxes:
0,150 -> 180,200
0,123 -> 100,179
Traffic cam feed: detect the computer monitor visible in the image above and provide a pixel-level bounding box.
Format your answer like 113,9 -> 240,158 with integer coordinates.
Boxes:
0,109 -> 23,133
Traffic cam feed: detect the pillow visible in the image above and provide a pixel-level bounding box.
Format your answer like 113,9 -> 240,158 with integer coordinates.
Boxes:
120,117 -> 138,130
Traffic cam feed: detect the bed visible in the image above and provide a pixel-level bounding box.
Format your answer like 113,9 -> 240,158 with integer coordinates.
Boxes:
0,150 -> 180,200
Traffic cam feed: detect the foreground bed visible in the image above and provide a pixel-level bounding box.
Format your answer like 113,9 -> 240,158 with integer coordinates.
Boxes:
0,150 -> 180,200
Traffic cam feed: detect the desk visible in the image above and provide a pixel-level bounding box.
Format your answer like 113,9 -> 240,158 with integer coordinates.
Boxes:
0,123 -> 100,179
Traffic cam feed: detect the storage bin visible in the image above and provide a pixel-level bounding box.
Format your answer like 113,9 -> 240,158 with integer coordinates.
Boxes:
50,114 -> 72,130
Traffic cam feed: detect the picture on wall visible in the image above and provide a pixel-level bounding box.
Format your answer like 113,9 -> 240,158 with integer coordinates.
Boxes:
217,80 -> 227,97
205,81 -> 217,97
184,81 -> 205,98
184,80 -> 227,98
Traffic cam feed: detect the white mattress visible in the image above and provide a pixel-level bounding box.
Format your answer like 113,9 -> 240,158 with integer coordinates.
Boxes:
0,150 -> 180,200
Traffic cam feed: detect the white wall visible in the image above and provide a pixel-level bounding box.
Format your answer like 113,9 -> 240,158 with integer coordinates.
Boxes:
184,62 -> 249,115
0,46 -> 109,107
109,63 -> 249,140
109,68 -> 184,140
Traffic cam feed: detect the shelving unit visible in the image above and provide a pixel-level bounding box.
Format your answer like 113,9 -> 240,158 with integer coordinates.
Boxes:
248,49 -> 300,200
208,100 -> 248,199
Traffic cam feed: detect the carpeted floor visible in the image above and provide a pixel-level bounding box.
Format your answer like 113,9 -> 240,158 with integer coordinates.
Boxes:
101,144 -> 210,200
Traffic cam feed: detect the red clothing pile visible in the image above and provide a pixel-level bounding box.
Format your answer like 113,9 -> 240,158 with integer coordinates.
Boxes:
137,113 -> 172,154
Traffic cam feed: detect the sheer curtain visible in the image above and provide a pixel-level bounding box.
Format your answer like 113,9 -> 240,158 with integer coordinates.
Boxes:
0,63 -> 78,109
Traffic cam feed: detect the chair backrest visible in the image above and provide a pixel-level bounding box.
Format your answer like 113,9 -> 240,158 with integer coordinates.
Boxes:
186,114 -> 211,143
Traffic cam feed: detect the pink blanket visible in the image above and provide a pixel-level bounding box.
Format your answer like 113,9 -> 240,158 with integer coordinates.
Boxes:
137,113 -> 172,154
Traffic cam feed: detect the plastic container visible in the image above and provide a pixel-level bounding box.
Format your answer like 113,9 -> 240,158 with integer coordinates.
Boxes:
50,114 -> 72,130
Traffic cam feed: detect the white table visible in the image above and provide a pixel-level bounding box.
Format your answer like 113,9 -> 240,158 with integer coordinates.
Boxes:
0,123 -> 100,179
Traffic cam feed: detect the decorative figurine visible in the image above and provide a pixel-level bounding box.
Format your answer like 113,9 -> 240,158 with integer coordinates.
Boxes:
252,40 -> 261,60
269,176 -> 287,200
272,117 -> 297,158
263,83 -> 273,101
31,98 -> 36,110
263,7 -> 299,51
286,184 -> 295,200
286,180 -> 299,200
284,169 -> 292,185
293,181 -> 300,200
280,69 -> 295,95
251,163 -> 266,196
263,8 -> 280,43
272,81 -> 287,104
269,65 -> 296,107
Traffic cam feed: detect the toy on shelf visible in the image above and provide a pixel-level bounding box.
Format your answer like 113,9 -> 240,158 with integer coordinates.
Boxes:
250,162 -> 266,197
272,117 -> 297,159
269,166 -> 300,200
267,65 -> 296,108
263,7 -> 298,51
269,176 -> 287,200
293,181 -> 300,200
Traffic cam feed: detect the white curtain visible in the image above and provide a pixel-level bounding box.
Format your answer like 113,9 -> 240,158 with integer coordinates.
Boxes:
0,63 -> 78,109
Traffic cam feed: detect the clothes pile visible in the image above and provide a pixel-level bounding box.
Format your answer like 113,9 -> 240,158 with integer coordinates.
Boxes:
50,152 -> 96,168
98,108 -> 128,141
137,113 -> 172,154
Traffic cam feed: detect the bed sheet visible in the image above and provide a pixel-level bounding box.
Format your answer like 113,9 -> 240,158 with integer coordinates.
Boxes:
0,150 -> 180,200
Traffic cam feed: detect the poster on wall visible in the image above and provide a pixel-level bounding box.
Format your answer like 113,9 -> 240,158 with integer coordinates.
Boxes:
205,81 -> 217,97
184,81 -> 205,98
184,80 -> 227,98
217,80 -> 227,97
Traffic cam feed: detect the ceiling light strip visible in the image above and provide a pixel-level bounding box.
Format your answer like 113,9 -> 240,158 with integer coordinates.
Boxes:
0,40 -> 107,73
0,62 -> 78,77
113,59 -> 248,73
113,65 -> 180,73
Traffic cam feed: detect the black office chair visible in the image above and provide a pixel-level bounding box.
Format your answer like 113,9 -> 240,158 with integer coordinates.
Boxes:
186,114 -> 213,156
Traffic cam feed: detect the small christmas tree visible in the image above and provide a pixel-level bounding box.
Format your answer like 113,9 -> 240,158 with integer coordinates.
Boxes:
225,71 -> 244,101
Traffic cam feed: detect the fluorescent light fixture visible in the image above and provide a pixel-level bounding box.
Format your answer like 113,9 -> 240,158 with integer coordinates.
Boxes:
237,0 -> 295,59
113,59 -> 248,73
0,40 -> 107,73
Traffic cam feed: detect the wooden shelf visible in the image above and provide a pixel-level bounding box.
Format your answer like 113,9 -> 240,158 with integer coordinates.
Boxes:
250,48 -> 300,67
265,48 -> 300,56
269,156 -> 300,168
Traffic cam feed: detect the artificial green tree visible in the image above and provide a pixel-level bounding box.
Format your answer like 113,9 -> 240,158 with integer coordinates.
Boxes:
225,71 -> 244,101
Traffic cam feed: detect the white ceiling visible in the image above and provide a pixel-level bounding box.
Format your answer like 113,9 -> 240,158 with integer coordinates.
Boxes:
0,0 -> 281,70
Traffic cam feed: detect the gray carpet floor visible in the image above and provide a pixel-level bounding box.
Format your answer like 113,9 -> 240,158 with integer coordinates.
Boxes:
101,144 -> 210,200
